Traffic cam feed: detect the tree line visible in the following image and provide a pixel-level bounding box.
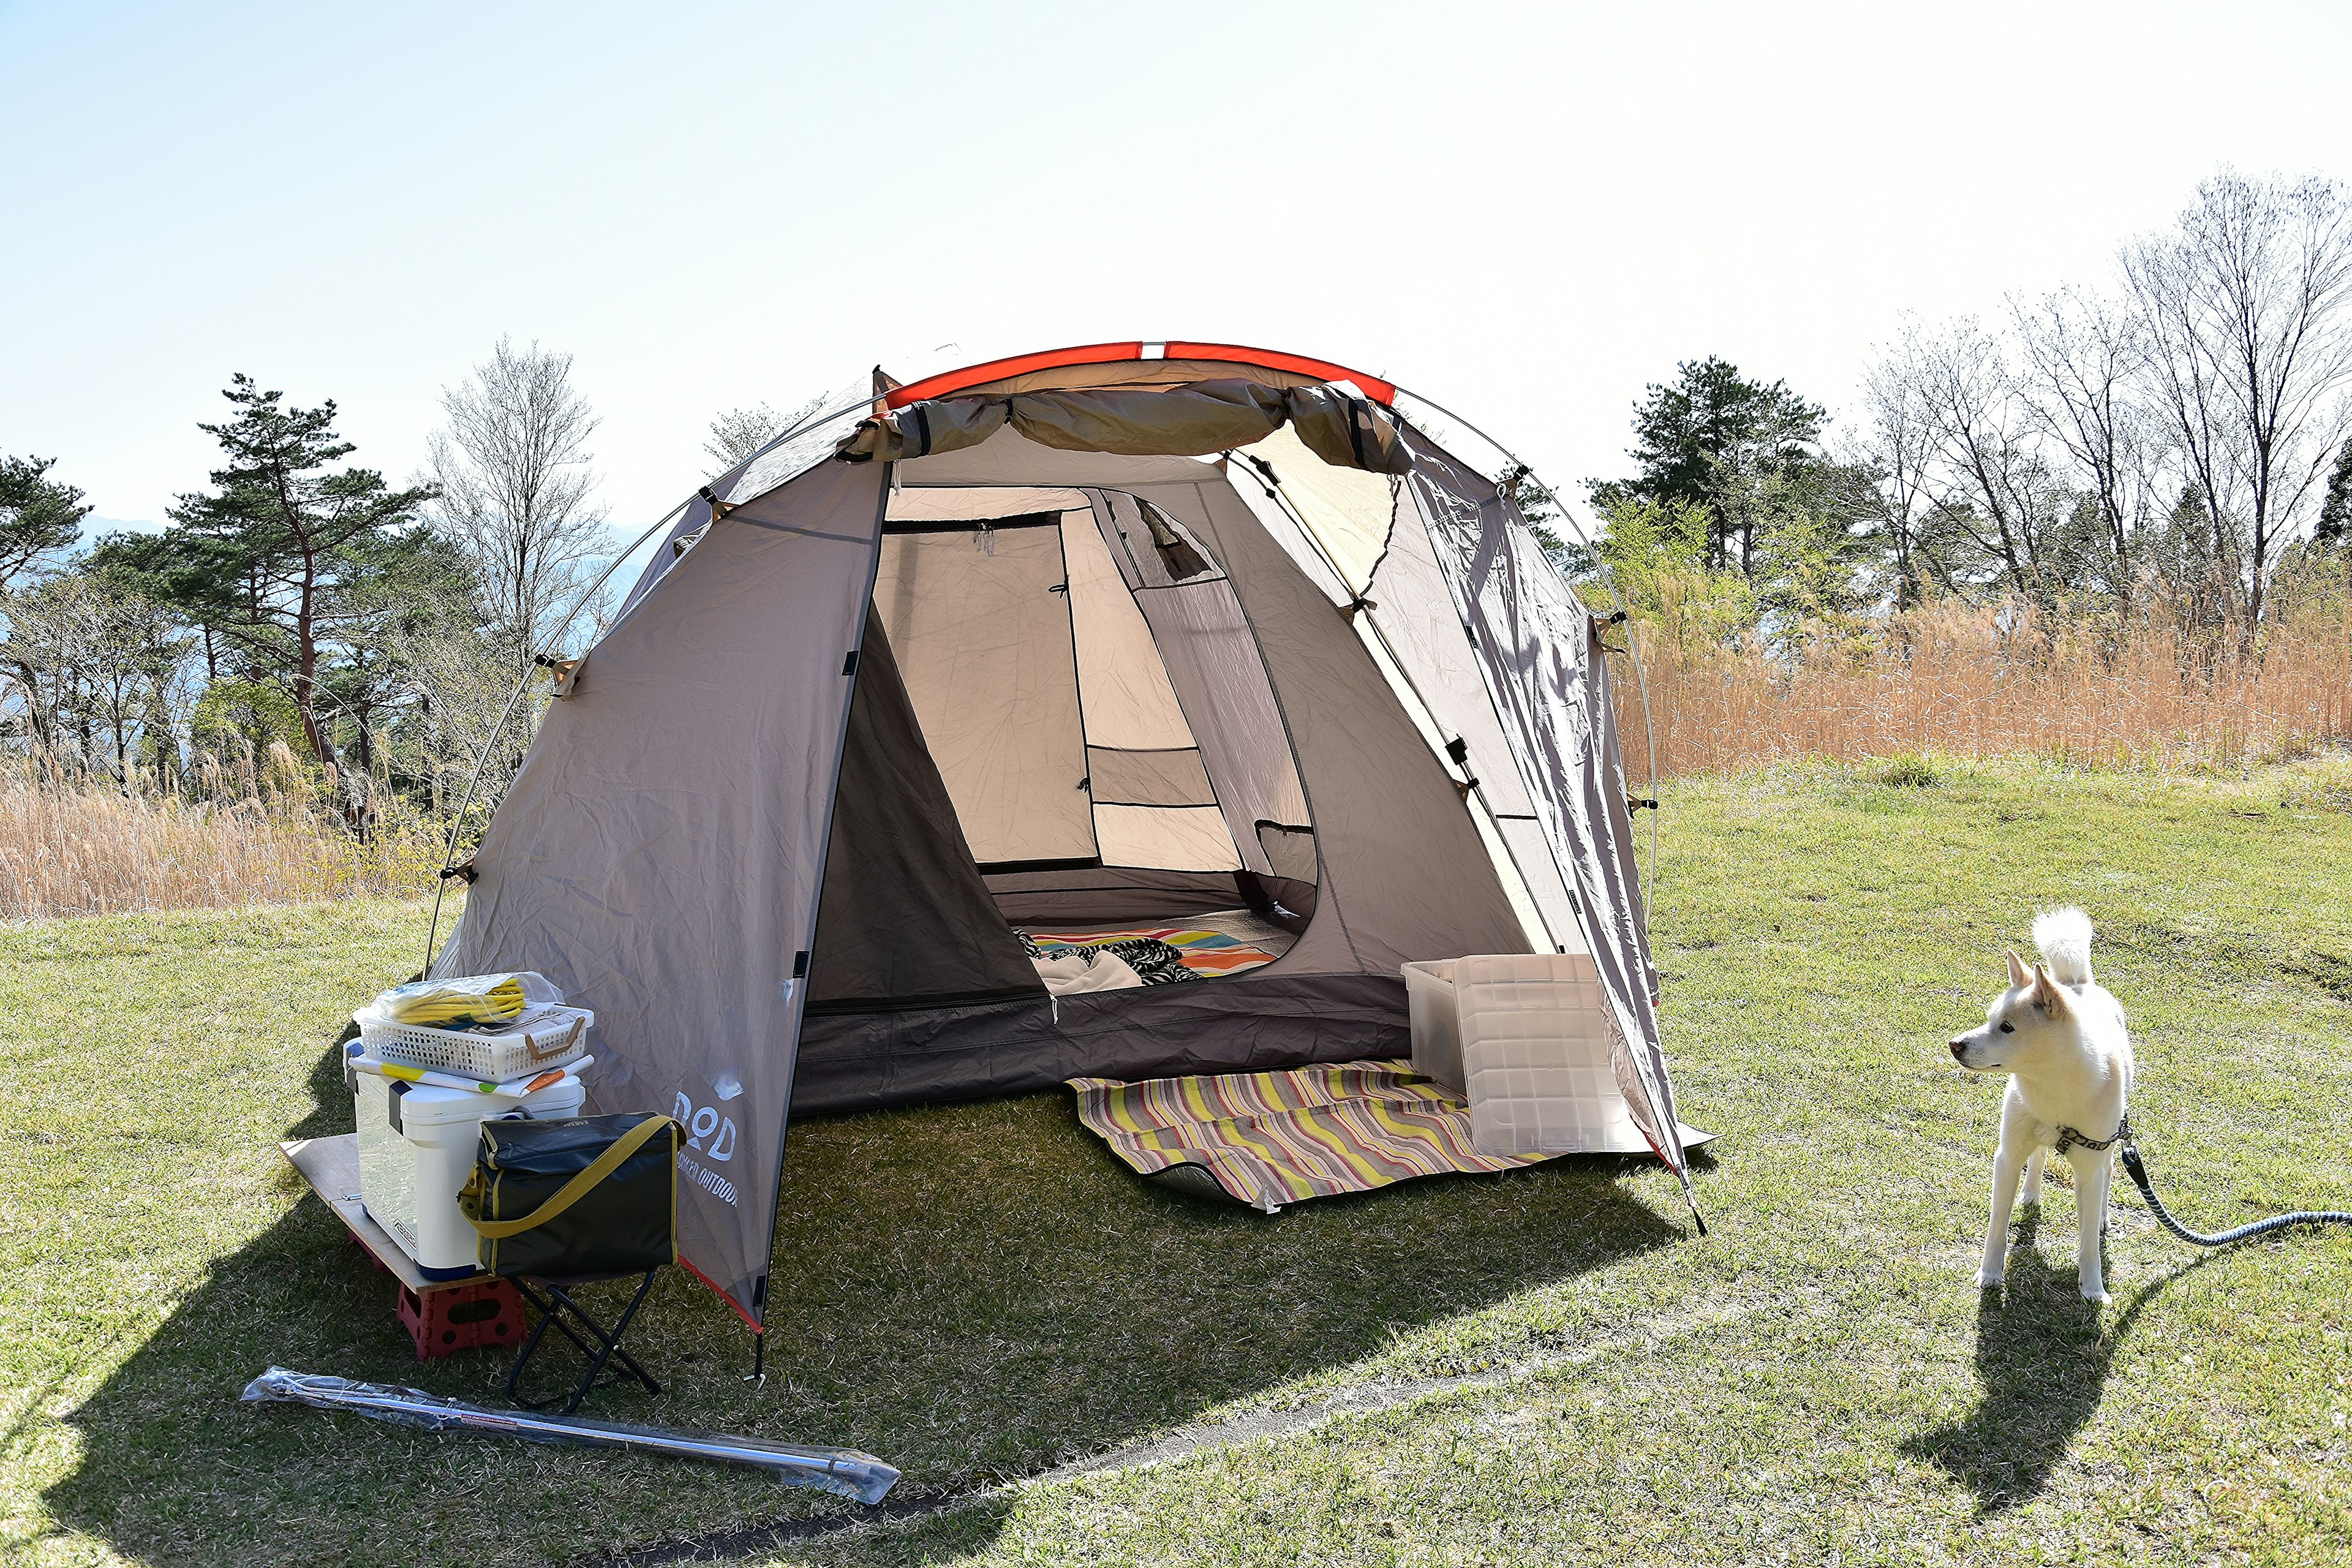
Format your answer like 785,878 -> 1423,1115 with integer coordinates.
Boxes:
1558,168 -> 2352,662
8,167 -> 2345,827
0,341 -> 807,831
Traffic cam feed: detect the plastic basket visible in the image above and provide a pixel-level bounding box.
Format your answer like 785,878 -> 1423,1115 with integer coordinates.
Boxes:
355,1003 -> 593,1081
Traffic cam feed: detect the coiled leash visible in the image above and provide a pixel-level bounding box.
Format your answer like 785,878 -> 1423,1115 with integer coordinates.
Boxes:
2057,1117 -> 2352,1246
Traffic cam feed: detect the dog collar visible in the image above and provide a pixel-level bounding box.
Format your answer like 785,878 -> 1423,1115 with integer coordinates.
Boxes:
2054,1115 -> 2132,1156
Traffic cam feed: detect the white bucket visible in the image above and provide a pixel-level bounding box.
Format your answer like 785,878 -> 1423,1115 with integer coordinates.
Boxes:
354,1070 -> 585,1277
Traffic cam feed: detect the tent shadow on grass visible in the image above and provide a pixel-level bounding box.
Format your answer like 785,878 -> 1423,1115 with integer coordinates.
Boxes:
1903,1207 -> 2193,1515
43,1041 -> 1685,1568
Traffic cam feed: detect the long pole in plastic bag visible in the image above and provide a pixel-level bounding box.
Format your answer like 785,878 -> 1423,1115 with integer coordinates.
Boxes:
241,1367 -> 900,1503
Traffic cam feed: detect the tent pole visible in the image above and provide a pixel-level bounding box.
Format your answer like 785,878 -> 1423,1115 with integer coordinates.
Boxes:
739,461 -> 897,1346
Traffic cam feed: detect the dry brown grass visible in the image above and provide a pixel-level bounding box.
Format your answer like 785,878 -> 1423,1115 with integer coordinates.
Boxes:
0,775 -> 443,921
9,598 -> 2346,918
1619,599 -> 2352,781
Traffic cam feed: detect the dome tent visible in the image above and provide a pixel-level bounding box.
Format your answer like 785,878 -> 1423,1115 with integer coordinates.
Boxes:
433,341 -> 1689,1332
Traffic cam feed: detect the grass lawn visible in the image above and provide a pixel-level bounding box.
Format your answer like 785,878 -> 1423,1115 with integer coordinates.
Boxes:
5,756 -> 2350,1567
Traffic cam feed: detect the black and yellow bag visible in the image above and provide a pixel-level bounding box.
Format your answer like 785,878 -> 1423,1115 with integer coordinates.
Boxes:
462,1113 -> 677,1278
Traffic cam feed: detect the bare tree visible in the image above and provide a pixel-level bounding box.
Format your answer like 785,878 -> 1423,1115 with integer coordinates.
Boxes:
703,393 -> 831,477
1857,330 -> 1940,609
0,574 -> 183,780
2010,285 -> 2166,617
390,621 -> 537,814
1883,318 -> 2068,603
428,338 -> 609,675
2123,170 -> 2352,631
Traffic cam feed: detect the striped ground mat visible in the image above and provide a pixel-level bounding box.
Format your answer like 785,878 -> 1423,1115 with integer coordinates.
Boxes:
1066,1058 -> 1555,1212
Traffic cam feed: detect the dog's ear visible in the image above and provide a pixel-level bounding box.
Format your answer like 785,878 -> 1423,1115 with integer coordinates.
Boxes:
2030,962 -> 2070,1017
2006,949 -> 2030,990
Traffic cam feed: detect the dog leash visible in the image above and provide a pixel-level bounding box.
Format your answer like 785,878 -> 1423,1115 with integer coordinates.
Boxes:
2055,1117 -> 2352,1246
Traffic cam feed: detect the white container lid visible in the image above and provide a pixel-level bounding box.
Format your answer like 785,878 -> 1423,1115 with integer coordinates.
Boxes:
385,1076 -> 582,1129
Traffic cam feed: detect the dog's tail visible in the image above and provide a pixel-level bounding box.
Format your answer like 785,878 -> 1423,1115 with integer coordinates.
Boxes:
2033,907 -> 2094,985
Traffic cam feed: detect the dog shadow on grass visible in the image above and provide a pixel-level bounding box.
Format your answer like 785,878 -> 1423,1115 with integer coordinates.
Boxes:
42,1038 -> 1687,1568
1904,1208 -> 2208,1515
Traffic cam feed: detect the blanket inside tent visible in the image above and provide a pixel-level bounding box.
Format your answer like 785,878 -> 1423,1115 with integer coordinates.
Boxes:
1017,909 -> 1289,995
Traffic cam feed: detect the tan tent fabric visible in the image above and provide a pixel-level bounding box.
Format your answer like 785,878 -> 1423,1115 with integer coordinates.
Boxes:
896,429 -> 1217,489
1088,492 -> 1308,881
1146,477 -> 1531,976
1093,803 -> 1244,872
1223,452 -> 1569,952
1235,425 -> 1398,595
888,485 -> 1090,522
837,381 -> 1412,475
1060,509 -> 1197,752
1087,745 -> 1216,807
1365,492 -> 1585,951
875,525 -> 1094,866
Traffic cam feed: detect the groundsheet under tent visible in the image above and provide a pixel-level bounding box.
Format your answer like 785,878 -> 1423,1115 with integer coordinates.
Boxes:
1065,1060 -> 1552,1212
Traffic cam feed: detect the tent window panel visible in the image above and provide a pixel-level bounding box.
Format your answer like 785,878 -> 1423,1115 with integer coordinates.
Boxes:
1059,510 -> 1197,751
1093,804 -> 1244,872
1087,747 -> 1216,808
874,526 -> 1095,866
1256,821 -> 1317,884
1121,572 -> 1311,858
1098,492 -> 1227,591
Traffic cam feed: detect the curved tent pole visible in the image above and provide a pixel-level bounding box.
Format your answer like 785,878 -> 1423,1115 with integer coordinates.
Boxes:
1383,384 -> 1663,938
420,393 -> 876,971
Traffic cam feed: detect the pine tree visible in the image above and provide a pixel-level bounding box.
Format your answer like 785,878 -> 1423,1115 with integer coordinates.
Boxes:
0,453 -> 91,585
2318,437 -> 2352,551
162,375 -> 435,772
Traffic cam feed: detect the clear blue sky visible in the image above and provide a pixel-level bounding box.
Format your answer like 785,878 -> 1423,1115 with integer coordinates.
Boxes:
6,1 -> 2351,540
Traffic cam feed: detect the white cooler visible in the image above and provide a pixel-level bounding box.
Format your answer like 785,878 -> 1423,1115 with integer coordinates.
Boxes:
353,1068 -> 584,1278
1404,954 -> 1708,1158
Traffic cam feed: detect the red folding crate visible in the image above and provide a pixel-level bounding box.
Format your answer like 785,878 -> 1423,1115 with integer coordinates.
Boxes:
396,1277 -> 524,1360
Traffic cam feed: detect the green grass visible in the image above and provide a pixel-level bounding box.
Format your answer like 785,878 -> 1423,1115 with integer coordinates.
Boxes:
6,757 -> 2351,1566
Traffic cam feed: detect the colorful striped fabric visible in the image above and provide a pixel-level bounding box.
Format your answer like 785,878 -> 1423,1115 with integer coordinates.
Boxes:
1066,1058 -> 1556,1211
1023,924 -> 1281,980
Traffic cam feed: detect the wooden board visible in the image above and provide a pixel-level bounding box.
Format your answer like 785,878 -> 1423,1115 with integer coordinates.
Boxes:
280,1134 -> 488,1295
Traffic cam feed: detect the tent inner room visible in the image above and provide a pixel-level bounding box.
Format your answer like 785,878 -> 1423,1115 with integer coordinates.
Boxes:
805,483 -> 1318,1015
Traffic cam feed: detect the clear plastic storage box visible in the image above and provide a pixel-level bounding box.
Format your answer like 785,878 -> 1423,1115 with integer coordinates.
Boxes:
1403,954 -> 1654,1158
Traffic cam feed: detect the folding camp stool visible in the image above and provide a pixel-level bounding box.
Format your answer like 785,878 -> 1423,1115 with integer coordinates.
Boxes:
506,1265 -> 664,1414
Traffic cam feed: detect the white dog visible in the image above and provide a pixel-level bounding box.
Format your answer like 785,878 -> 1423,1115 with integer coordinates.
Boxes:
1947,908 -> 2135,1302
